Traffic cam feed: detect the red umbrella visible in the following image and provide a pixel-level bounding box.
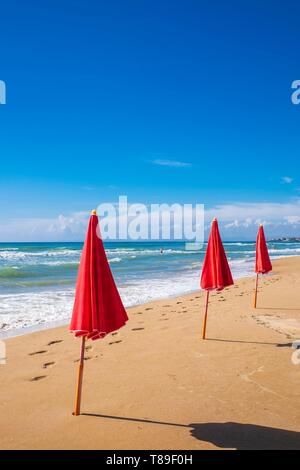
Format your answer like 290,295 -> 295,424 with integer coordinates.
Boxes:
70,210 -> 128,415
254,224 -> 272,308
200,218 -> 234,339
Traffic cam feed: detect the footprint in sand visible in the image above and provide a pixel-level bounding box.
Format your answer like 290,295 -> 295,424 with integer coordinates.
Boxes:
108,340 -> 122,345
47,340 -> 63,346
145,307 -> 153,311
134,312 -> 143,315
131,327 -> 145,331
163,305 -> 171,307
74,356 -> 92,362
176,302 -> 182,304
85,345 -> 93,351
29,350 -> 47,356
30,375 -> 47,381
42,361 -> 55,369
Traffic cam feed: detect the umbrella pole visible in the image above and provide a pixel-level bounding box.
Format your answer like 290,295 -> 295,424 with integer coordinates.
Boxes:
254,273 -> 259,308
73,336 -> 86,416
202,290 -> 210,340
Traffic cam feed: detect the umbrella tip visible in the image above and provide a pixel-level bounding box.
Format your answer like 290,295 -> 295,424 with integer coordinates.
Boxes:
212,217 -> 217,222
91,209 -> 97,216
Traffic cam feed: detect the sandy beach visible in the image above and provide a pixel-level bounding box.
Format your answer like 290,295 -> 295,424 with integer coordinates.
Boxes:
1,256 -> 300,450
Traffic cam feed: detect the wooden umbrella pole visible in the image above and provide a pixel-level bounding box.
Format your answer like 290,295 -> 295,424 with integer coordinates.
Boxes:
73,336 -> 86,416
253,273 -> 259,309
202,290 -> 210,340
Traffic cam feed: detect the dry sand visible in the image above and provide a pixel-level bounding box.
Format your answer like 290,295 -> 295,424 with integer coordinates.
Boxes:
1,257 -> 300,450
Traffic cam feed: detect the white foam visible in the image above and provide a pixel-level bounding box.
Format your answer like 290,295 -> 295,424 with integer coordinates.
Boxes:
223,242 -> 255,246
268,248 -> 300,254
0,256 -> 256,339
106,248 -> 200,256
0,249 -> 79,259
0,250 -> 81,265
1,242 -> 299,339
0,289 -> 74,336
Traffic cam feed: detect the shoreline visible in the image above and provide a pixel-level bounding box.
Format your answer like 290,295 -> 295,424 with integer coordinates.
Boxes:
1,237 -> 299,339
1,256 -> 300,449
1,254 -> 297,341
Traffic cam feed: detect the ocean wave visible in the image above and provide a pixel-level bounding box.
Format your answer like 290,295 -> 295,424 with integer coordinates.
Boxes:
223,242 -> 255,246
0,258 -> 256,337
0,249 -> 80,260
0,267 -> 38,278
0,289 -> 74,334
226,250 -> 256,254
42,261 -> 79,267
226,248 -> 300,255
106,248 -> 201,256
230,258 -> 254,265
1,240 -> 300,337
268,248 -> 300,254
108,257 -> 122,263
0,247 -> 19,251
14,279 -> 74,288
106,248 -> 136,253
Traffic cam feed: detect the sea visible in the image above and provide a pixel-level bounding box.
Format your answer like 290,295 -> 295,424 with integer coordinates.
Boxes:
0,240 -> 299,338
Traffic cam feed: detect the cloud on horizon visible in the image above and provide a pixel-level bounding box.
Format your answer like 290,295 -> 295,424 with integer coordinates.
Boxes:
151,159 -> 192,168
0,200 -> 300,242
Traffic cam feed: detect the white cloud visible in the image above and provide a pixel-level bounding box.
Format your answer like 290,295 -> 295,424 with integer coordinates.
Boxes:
205,201 -> 300,239
282,176 -> 293,184
224,220 -> 240,229
151,159 -> 192,168
205,201 -> 300,222
1,200 -> 300,241
284,215 -> 300,224
0,211 -> 90,242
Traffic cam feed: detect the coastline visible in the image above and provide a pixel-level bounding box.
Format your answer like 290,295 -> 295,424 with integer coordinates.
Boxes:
1,257 -> 300,449
2,239 -> 300,338
0,253 -> 296,341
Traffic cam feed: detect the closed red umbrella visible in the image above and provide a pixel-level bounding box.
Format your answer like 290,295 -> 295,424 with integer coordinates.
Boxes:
200,218 -> 234,339
70,209 -> 128,415
254,224 -> 272,308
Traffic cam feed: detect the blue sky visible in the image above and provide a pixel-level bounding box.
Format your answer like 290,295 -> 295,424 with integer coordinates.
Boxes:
0,0 -> 300,240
